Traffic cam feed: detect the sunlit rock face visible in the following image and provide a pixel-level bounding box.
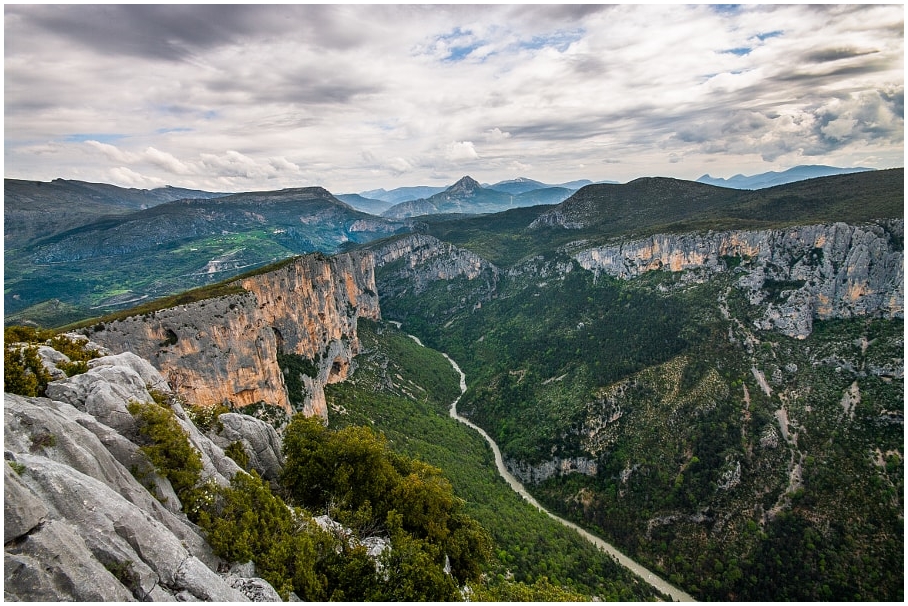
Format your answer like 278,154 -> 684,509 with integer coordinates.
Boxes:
88,251 -> 380,417
575,220 -> 903,338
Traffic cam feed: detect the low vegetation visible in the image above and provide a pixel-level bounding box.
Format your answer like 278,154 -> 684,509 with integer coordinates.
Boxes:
378,247 -> 903,601
324,320 -> 662,600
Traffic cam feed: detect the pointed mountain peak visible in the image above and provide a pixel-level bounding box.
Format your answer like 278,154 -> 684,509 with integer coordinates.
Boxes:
447,175 -> 482,194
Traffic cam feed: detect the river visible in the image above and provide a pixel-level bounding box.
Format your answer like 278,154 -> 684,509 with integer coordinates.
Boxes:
405,334 -> 694,602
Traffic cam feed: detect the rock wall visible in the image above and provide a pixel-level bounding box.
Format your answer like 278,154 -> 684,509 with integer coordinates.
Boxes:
88,251 -> 380,417
575,220 -> 903,338
372,233 -> 499,295
505,456 -> 599,485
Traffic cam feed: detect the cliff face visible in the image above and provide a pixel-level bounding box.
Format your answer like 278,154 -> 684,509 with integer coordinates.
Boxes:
88,252 -> 380,417
575,220 -> 903,338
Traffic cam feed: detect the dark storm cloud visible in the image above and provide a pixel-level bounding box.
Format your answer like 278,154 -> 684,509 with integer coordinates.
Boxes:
805,48 -> 880,64
4,5 -> 360,62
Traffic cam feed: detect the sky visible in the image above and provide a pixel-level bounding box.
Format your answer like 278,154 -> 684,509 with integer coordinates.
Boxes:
3,3 -> 904,194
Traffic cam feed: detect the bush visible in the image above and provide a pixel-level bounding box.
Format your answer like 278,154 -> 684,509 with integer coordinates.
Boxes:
281,415 -> 491,589
127,399 -> 204,514
4,344 -> 51,397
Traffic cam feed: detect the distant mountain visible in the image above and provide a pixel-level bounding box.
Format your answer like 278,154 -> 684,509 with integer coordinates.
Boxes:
531,169 -> 903,236
696,165 -> 874,189
487,177 -> 549,195
381,176 -> 576,219
4,178 -> 227,249
358,185 -> 447,205
5,186 -> 410,324
335,193 -> 393,215
487,177 -> 597,195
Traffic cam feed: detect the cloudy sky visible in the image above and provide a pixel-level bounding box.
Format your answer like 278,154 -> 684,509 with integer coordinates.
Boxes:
4,3 -> 904,193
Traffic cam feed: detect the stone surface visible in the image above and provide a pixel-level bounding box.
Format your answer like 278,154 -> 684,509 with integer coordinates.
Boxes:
505,456 -> 599,485
3,461 -> 48,543
212,413 -> 284,482
87,251 -> 380,418
35,345 -> 70,380
5,519 -> 136,602
7,453 -> 246,601
574,220 -> 904,338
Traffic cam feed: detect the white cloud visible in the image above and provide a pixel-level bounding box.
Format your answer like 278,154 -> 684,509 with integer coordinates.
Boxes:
444,141 -> 479,162
108,166 -> 166,188
4,4 -> 903,191
144,146 -> 192,175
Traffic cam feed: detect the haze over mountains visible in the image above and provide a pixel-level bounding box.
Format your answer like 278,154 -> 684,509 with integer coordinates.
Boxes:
696,164 -> 873,189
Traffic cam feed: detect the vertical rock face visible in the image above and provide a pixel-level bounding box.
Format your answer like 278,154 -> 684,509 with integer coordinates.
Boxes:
575,220 -> 903,338
87,251 -> 380,417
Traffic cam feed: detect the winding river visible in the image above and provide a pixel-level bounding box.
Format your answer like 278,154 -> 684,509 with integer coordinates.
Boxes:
405,333 -> 694,602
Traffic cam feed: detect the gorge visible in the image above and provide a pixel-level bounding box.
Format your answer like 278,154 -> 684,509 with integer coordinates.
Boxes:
4,169 -> 903,602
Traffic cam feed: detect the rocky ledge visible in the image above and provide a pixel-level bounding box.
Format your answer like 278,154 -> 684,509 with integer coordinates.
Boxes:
4,343 -> 284,601
574,220 -> 903,338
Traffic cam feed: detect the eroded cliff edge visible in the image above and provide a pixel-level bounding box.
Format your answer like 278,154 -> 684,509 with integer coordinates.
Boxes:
574,219 -> 903,338
86,251 -> 380,417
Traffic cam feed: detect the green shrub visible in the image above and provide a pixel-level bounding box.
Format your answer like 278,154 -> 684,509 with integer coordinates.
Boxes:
183,401 -> 230,432
224,441 -> 250,470
127,400 -> 203,514
281,415 -> 491,588
4,344 -> 51,397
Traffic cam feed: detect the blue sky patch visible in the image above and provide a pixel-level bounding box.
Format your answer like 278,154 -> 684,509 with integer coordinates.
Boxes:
64,133 -> 126,143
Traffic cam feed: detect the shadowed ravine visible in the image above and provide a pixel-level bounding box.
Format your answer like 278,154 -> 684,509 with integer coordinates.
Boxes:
405,334 -> 695,602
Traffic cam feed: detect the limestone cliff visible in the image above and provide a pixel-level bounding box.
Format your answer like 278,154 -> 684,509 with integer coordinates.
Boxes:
574,220 -> 903,338
86,251 -> 380,417
370,234 -> 500,321
372,234 -> 499,294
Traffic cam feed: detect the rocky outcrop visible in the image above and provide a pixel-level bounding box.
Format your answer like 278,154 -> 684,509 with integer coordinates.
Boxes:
209,413 -> 284,484
575,220 -> 903,338
4,349 -> 280,601
371,233 -> 500,317
374,234 -> 499,292
504,456 -> 598,485
87,251 -> 380,417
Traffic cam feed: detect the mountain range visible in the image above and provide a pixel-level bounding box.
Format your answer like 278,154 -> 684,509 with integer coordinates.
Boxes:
696,164 -> 873,189
3,165 -> 903,602
3,166 -> 897,328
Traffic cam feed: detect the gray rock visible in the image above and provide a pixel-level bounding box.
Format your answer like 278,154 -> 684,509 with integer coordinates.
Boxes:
10,454 -> 246,601
212,413 -> 285,482
44,363 -> 154,434
224,574 -> 284,602
3,461 -> 48,542
89,351 -> 172,393
35,345 -> 70,380
171,401 -> 241,488
4,393 -> 215,566
5,519 -> 136,602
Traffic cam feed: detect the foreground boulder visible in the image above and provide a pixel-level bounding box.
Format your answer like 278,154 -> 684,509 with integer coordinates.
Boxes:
4,347 -> 282,601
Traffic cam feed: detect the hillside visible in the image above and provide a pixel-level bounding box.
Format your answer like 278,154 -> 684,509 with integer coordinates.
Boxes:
423,169 -> 903,267
368,168 -> 904,601
4,178 -> 226,250
5,187 -> 410,326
